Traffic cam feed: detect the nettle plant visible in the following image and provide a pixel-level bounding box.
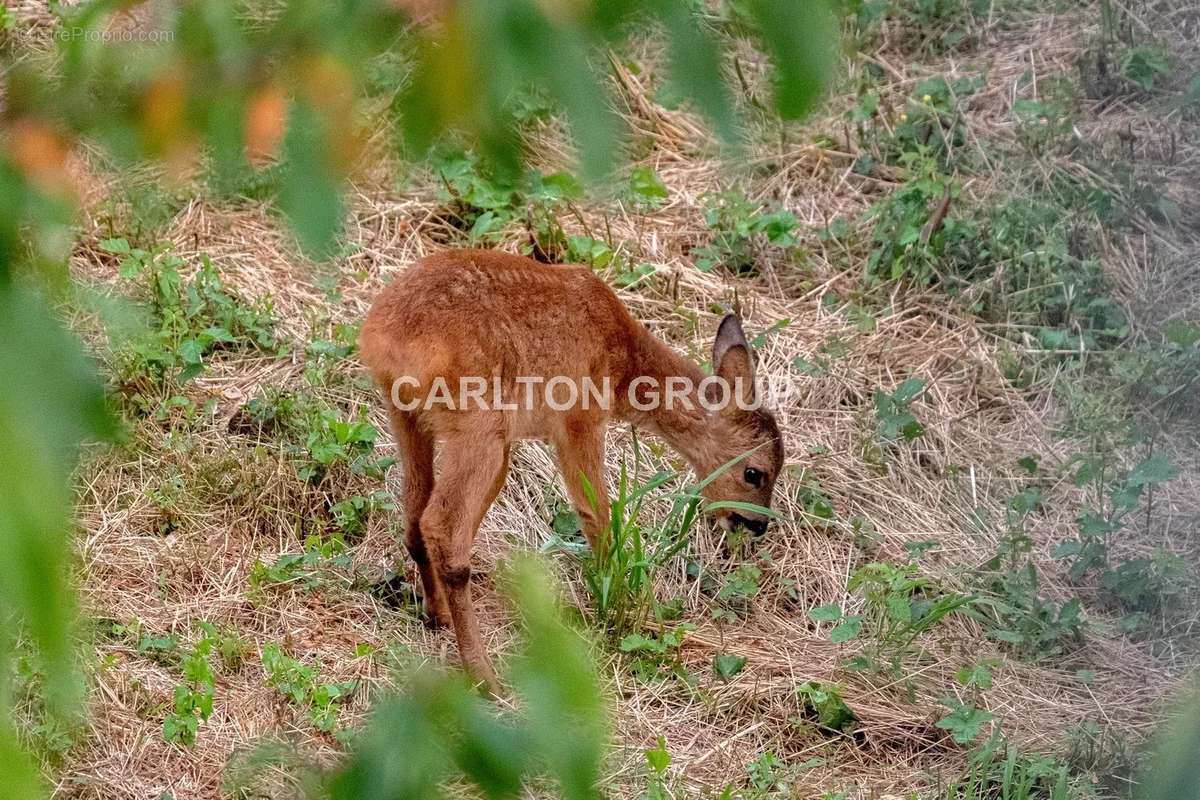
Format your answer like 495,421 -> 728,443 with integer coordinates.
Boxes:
102,239 -> 282,412
261,644 -> 357,735
692,191 -> 799,274
810,560 -> 972,677
1053,450 -> 1185,629
874,376 -> 927,443
972,478 -> 1086,660
156,622 -> 243,746
936,659 -> 1000,746
863,150 -> 973,285
243,388 -> 394,483
249,534 -> 355,596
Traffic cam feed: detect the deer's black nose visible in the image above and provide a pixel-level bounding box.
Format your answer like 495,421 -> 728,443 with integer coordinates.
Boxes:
730,513 -> 768,536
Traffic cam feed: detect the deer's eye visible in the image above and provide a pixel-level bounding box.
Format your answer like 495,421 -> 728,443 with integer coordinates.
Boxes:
743,467 -> 764,487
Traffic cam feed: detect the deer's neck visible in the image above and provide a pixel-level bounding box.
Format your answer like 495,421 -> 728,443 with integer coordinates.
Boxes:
619,329 -> 716,474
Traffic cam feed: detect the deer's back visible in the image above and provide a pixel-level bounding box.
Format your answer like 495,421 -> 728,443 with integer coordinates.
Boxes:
360,249 -> 640,395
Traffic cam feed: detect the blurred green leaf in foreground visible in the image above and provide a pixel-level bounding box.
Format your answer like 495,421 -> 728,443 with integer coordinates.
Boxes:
7,0 -> 837,258
0,281 -> 113,800
321,556 -> 607,800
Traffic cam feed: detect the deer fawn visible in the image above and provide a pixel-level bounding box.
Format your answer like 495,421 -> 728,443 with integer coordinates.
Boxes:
360,248 -> 784,694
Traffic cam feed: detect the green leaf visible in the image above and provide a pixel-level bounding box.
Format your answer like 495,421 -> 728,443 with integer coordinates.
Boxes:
797,681 -> 856,731
808,603 -> 843,622
658,2 -> 738,142
829,617 -> 862,643
99,237 -> 131,254
0,725 -> 45,800
1127,455 -> 1177,487
713,653 -> 747,681
744,0 -> 836,119
935,699 -> 993,744
278,101 -> 344,260
1138,678 -> 1200,800
645,737 -> 671,774
1164,321 -> 1200,349
955,663 -> 994,690
619,633 -> 661,654
792,355 -> 828,376
990,629 -> 1025,644
505,556 -> 607,800
703,500 -> 780,520
629,167 -> 669,203
892,377 -> 927,403
450,702 -> 528,797
0,287 -> 111,721
1122,46 -> 1172,91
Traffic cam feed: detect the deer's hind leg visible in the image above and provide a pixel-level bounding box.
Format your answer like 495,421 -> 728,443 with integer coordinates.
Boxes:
553,419 -> 611,555
421,429 -> 510,696
388,407 -> 452,629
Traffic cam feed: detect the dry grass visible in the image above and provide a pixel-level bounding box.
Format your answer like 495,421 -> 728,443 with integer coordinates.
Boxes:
23,1 -> 1200,798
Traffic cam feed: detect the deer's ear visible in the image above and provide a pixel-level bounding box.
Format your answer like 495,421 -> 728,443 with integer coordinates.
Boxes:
712,314 -> 756,407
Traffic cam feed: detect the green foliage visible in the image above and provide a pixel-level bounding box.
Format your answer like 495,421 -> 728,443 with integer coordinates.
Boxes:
714,562 -> 763,620
152,622 -> 242,746
402,0 -> 833,180
136,631 -> 180,662
302,321 -> 360,386
848,74 -> 980,172
619,625 -> 696,685
841,561 -> 973,675
328,491 -> 395,540
746,751 -> 782,795
936,697 -> 994,745
628,167 -> 670,208
641,737 -> 673,800
430,149 -> 574,249
261,644 -> 356,733
846,0 -> 988,54
795,474 -> 836,525
1138,678 -> 1200,800
712,653 -> 747,681
1012,78 -> 1078,155
808,602 -> 864,644
424,151 -> 662,285
692,192 -> 799,274
939,733 -> 1080,799
163,638 -> 216,746
972,484 -> 1086,660
582,457 -> 708,636
318,557 -> 607,800
249,534 -> 353,595
1121,46 -> 1173,93
796,681 -> 857,733
1053,449 -> 1186,624
244,388 -> 393,483
864,154 -> 970,284
103,241 -> 281,411
955,659 -> 997,691
874,377 -> 927,443
0,284 -> 112,799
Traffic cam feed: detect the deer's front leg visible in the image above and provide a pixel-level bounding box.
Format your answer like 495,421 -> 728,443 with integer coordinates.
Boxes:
554,420 -> 611,555
420,431 -> 509,697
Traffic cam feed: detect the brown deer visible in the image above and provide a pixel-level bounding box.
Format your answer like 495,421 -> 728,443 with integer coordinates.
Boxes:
359,248 -> 784,693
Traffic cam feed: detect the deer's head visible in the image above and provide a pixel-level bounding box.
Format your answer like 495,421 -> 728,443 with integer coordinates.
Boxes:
698,315 -> 785,536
